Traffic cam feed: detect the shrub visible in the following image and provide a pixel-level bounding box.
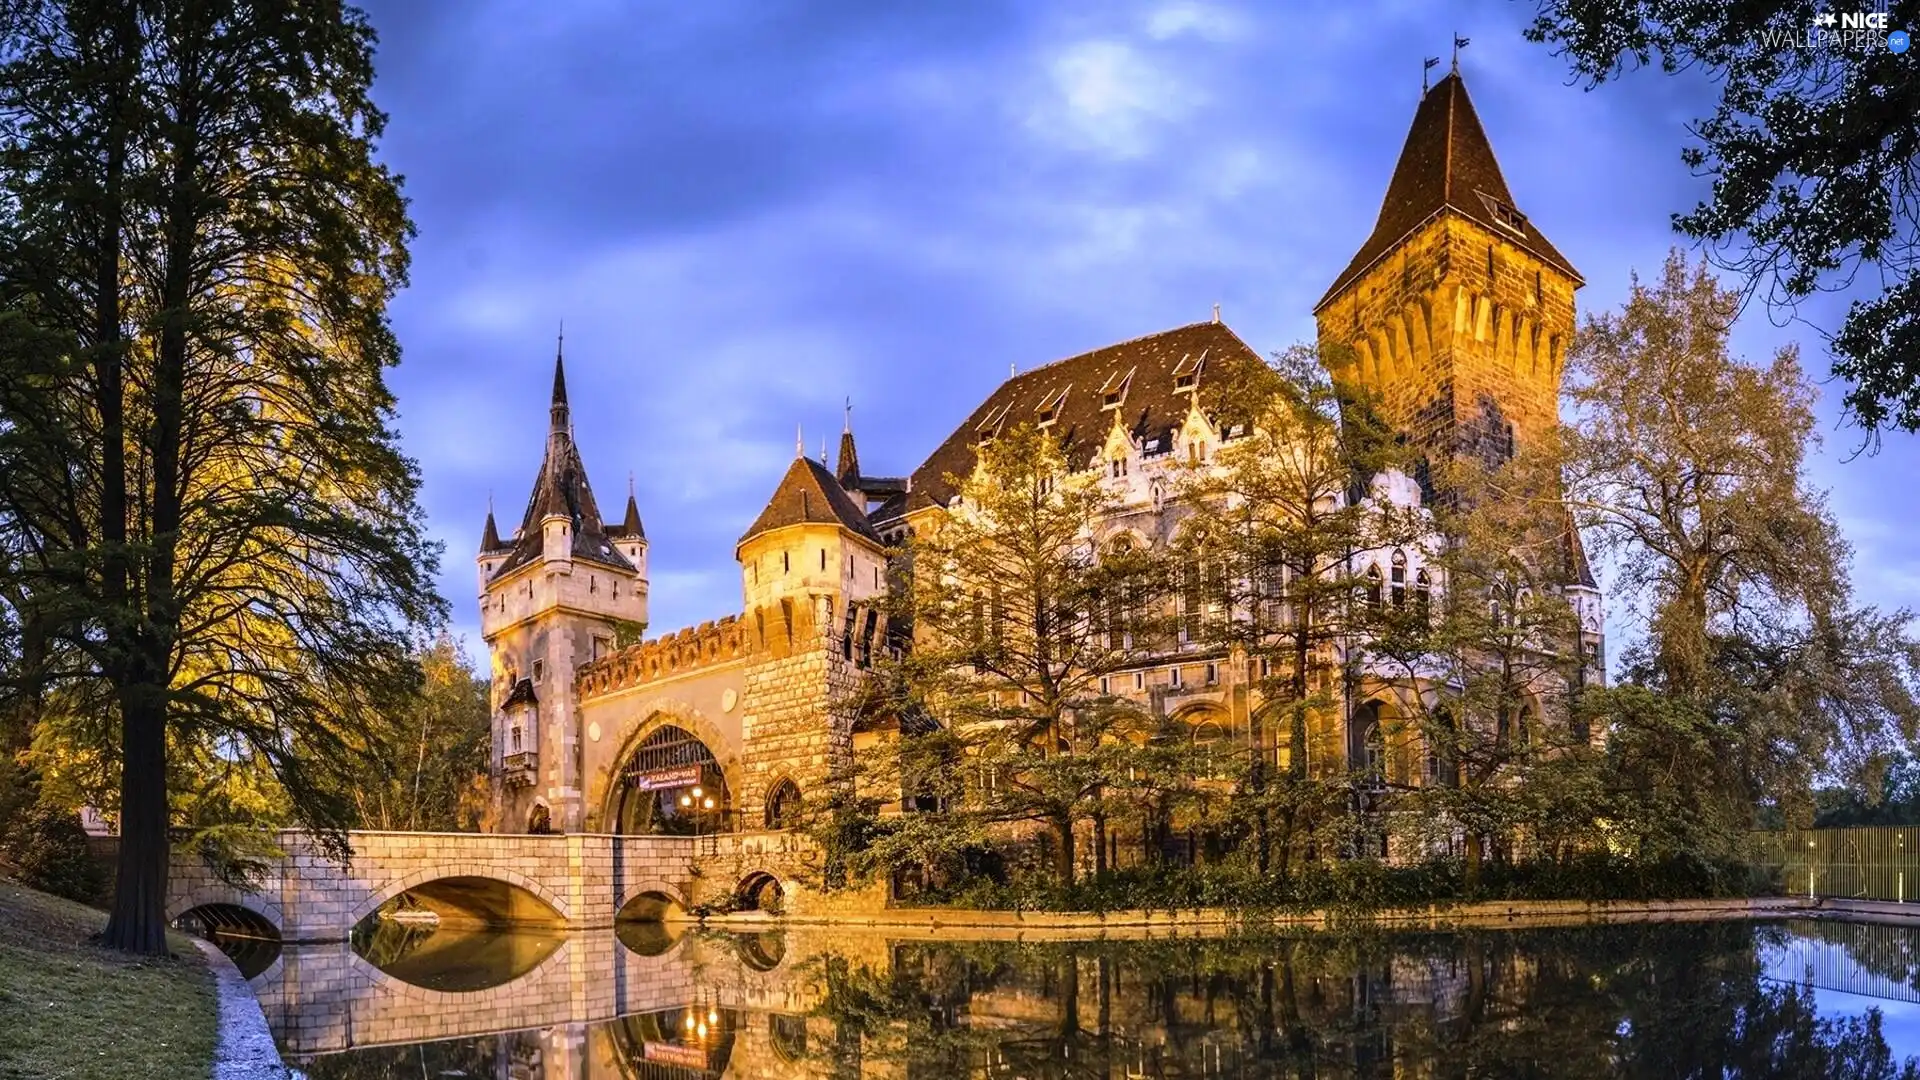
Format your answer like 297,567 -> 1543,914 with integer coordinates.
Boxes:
1,803 -> 106,902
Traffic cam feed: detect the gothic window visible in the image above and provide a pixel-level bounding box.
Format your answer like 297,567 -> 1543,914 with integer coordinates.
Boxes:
1390,550 -> 1407,607
1110,456 -> 1128,478
765,779 -> 802,830
1193,721 -> 1228,778
1415,570 -> 1432,627
1361,715 -> 1386,786
1364,564 -> 1383,609
1181,563 -> 1204,642
532,658 -> 545,683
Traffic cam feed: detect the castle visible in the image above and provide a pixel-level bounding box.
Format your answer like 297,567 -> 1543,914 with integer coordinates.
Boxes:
477,72 -> 1605,850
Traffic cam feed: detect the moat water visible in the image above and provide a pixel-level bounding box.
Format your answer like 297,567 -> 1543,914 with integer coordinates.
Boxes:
208,916 -> 1920,1079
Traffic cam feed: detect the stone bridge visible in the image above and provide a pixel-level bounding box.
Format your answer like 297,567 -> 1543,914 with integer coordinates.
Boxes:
163,829 -> 822,943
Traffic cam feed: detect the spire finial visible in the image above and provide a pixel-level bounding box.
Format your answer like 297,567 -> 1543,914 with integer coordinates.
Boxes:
1212,302 -> 1221,324
1010,361 -> 1016,378
1452,33 -> 1469,75
796,423 -> 804,459
628,470 -> 635,497
820,435 -> 828,464
1423,55 -> 1439,93
844,396 -> 852,434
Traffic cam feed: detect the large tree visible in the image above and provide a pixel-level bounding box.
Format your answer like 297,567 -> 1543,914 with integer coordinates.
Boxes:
0,0 -> 436,952
351,636 -> 491,834
1527,0 -> 1920,433
1369,450 -> 1589,886
1174,343 -> 1414,877
885,421 -> 1173,887
1563,251 -> 1920,826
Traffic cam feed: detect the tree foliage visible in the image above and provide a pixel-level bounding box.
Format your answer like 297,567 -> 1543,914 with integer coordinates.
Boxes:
1563,251 -> 1920,827
1528,0 -> 1920,433
0,0 -> 436,952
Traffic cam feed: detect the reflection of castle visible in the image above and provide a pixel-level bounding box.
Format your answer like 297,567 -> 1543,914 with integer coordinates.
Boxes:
478,72 -> 1604,848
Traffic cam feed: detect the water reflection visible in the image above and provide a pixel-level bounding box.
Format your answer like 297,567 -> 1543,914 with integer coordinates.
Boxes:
350,917 -> 566,992
232,918 -> 1920,1078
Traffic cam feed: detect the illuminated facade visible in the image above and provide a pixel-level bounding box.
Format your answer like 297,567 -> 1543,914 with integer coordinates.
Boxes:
477,72 -> 1602,848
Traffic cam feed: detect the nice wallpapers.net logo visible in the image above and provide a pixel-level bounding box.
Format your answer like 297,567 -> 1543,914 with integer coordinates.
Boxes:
1761,9 -> 1911,51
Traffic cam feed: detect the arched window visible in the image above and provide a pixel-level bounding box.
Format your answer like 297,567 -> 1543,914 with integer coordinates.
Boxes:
765,778 -> 802,830
1390,550 -> 1407,607
1362,719 -> 1386,786
528,803 -> 553,835
1415,569 -> 1432,627
1192,720 -> 1229,778
1364,564 -> 1383,610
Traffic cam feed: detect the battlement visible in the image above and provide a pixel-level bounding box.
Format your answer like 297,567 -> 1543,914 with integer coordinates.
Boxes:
576,615 -> 761,699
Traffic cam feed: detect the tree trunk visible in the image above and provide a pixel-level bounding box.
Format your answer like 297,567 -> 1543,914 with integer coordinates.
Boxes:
1092,810 -> 1108,876
1465,831 -> 1484,894
102,689 -> 169,953
1055,814 -> 1076,886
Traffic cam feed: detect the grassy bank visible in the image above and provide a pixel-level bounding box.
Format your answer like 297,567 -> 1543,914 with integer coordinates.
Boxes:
0,879 -> 218,1080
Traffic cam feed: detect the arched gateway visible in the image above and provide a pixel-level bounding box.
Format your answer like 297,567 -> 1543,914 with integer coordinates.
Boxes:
612,724 -> 732,835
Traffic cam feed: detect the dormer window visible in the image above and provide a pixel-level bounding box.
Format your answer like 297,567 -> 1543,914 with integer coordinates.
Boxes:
1171,351 -> 1207,393
1099,367 -> 1135,410
1036,387 -> 1068,427
975,402 -> 1012,445
1142,434 -> 1171,458
1478,191 -> 1527,237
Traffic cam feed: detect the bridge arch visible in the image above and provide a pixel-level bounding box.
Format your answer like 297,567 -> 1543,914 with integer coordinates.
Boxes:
347,864 -> 570,929
617,879 -> 691,922
733,870 -> 785,914
168,883 -> 287,935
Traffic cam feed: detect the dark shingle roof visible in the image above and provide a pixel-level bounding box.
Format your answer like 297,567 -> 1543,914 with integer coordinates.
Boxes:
611,493 -> 645,540
481,509 -> 505,552
741,455 -> 884,546
490,355 -> 636,579
1316,73 -> 1580,312
876,320 -> 1264,521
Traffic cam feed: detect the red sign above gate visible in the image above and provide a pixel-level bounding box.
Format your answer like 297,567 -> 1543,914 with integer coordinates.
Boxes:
632,764 -> 702,791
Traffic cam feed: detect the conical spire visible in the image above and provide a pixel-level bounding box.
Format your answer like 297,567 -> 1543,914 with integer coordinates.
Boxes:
613,473 -> 645,539
1316,71 -> 1578,310
481,507 -> 503,551
549,327 -> 570,435
836,397 -> 861,490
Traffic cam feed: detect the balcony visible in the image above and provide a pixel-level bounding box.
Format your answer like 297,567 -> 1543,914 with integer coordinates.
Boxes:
502,751 -> 538,787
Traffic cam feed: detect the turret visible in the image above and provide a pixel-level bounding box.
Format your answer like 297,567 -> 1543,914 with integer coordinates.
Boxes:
477,336 -> 650,833
737,442 -> 889,655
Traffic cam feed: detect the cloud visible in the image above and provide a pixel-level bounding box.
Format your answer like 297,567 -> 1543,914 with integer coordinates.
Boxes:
1027,39 -> 1201,158
1144,1 -> 1248,42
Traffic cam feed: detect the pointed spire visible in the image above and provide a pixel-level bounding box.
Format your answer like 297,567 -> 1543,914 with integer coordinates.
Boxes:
836,397 -> 862,490
795,423 -> 805,459
1316,69 -> 1579,311
1212,302 -> 1221,324
550,325 -> 570,436
482,506 -> 503,551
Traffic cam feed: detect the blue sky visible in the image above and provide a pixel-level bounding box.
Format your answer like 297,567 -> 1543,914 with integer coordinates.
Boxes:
355,0 -> 1920,662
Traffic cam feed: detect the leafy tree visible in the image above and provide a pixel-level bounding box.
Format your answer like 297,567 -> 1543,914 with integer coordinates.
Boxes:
352,635 -> 491,833
1174,343 -> 1414,877
1563,251 -> 1920,828
1527,0 -> 1920,433
883,421 -> 1173,887
0,0 -> 437,952
1371,450 -> 1589,888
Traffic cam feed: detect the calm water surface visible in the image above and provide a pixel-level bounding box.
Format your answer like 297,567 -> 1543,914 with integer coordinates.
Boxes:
213,916 -> 1920,1078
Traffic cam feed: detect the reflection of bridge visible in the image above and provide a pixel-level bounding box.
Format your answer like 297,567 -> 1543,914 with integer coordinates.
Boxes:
251,926 -> 853,1058
160,829 -> 818,942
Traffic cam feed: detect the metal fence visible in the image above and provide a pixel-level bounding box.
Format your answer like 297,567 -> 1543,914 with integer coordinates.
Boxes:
1753,827 -> 1920,902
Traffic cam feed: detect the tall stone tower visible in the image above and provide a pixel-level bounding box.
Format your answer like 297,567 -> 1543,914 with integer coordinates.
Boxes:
1314,71 -> 1582,463
731,437 -> 890,824
478,349 -> 648,834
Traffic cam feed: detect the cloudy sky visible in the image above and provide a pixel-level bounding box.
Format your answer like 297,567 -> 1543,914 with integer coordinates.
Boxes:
354,0 -> 1920,662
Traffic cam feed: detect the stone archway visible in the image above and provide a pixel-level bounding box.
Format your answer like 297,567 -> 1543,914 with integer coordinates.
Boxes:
595,707 -> 745,834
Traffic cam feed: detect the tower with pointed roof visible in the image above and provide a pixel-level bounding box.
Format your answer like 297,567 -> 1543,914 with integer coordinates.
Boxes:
1314,71 -> 1581,463
1314,69 -> 1601,679
478,346 -> 648,833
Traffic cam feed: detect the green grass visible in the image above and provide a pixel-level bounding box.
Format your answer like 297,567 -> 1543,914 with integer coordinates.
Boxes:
0,879 -> 219,1080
